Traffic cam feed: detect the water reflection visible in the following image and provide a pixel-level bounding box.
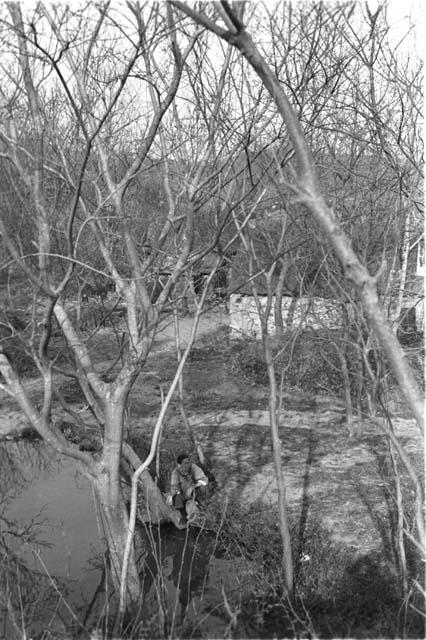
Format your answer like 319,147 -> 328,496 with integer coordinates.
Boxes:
0,437 -> 53,498
140,524 -> 219,624
0,439 -> 104,638
137,522 -> 252,638
0,511 -> 67,639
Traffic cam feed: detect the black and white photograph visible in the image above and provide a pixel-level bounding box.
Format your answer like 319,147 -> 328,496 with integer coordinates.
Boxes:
0,1 -> 424,638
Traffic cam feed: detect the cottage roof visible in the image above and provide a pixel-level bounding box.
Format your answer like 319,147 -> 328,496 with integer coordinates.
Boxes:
229,266 -> 297,296
228,260 -> 334,298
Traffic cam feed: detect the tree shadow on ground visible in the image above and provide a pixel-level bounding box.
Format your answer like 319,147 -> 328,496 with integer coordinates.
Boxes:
294,427 -> 319,582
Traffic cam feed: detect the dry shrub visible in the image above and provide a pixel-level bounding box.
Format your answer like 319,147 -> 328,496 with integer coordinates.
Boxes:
230,330 -> 342,394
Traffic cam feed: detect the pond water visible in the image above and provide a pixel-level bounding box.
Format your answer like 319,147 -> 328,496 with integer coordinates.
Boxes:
0,440 -> 105,637
0,440 -> 249,639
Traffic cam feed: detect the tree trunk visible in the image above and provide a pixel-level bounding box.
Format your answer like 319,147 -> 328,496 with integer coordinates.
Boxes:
286,297 -> 297,328
94,474 -> 141,606
263,334 -> 293,593
173,309 -> 206,465
100,398 -> 142,605
274,264 -> 287,337
335,345 -> 355,436
392,208 -> 411,330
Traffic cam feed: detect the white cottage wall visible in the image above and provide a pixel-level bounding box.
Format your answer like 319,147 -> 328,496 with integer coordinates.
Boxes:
229,294 -> 345,339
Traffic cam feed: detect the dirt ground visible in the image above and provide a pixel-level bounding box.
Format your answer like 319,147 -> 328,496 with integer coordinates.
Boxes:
0,308 -> 423,560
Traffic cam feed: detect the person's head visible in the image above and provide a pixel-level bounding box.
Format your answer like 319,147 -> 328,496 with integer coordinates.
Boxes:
177,453 -> 191,472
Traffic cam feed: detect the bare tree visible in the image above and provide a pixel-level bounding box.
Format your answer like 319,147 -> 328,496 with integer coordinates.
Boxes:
0,2 -> 226,610
171,0 -> 423,427
170,0 -> 424,597
0,0 -> 423,626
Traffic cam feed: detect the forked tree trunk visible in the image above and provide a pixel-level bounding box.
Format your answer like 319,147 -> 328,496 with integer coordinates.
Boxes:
100,395 -> 183,608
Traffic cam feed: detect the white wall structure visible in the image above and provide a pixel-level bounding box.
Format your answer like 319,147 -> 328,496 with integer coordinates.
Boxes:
229,294 -> 345,339
400,274 -> 424,332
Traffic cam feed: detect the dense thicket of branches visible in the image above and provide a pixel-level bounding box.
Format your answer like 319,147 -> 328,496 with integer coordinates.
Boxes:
0,0 -> 423,627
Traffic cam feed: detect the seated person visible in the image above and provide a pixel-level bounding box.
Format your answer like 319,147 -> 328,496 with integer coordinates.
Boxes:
170,453 -> 208,520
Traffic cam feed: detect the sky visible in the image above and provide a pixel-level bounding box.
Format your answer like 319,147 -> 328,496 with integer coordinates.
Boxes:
385,0 -> 423,53
14,0 -> 424,49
